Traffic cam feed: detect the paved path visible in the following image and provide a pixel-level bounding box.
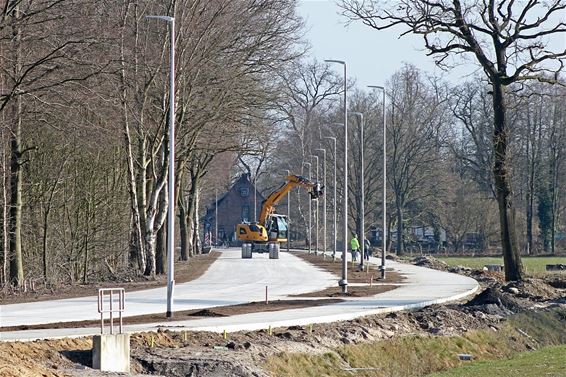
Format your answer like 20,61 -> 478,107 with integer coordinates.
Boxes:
0,248 -> 479,341
1,248 -> 336,327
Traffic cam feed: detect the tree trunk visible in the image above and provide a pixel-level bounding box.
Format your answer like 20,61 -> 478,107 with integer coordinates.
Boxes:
395,199 -> 404,255
526,126 -> 534,255
42,210 -> 49,280
156,183 -> 167,274
143,158 -> 168,277
193,188 -> 201,255
9,96 -> 24,287
179,194 -> 189,261
7,5 -> 24,287
156,221 -> 166,274
492,81 -> 524,281
185,174 -> 200,257
82,198 -> 91,284
526,190 -> 533,255
1,127 -> 7,286
550,155 -> 558,255
42,159 -> 65,283
119,1 -> 145,274
143,229 -> 157,278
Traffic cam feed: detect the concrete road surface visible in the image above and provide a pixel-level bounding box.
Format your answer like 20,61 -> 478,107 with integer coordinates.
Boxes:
0,248 -> 479,341
1,248 -> 336,327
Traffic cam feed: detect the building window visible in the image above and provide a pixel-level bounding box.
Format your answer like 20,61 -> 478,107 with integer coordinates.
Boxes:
241,205 -> 250,221
240,187 -> 249,197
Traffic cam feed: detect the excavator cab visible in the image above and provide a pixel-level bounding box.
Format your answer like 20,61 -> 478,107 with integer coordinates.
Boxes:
267,214 -> 288,242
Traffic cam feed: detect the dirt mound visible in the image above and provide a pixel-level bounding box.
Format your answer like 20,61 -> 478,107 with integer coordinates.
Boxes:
505,278 -> 563,300
464,286 -> 524,314
545,277 -> 566,289
411,256 -> 449,271
189,309 -> 226,317
133,347 -> 267,377
0,338 -> 91,377
447,265 -> 474,274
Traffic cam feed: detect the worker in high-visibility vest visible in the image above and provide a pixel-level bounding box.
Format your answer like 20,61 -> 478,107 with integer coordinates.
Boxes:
350,233 -> 360,262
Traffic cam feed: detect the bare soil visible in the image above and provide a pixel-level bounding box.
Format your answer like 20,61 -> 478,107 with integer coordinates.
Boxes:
289,251 -> 404,298
293,251 -> 405,285
0,252 -> 221,305
293,284 -> 397,297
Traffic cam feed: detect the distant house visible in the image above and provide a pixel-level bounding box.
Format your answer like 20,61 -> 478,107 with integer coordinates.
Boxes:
369,225 -> 446,249
203,174 -> 265,245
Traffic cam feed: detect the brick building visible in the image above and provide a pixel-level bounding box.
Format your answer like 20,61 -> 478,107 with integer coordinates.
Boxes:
203,174 -> 264,245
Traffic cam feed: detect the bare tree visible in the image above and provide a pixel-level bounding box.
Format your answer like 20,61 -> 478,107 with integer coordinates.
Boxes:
451,80 -> 495,195
273,59 -> 343,241
341,0 -> 566,280
169,0 -> 304,259
387,65 -> 449,255
536,87 -> 566,254
344,90 -> 386,245
1,0 -> 102,287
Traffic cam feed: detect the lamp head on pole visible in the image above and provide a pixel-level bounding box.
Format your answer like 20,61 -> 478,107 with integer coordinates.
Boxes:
324,59 -> 345,65
145,15 -> 174,22
351,111 -> 363,120
367,85 -> 384,91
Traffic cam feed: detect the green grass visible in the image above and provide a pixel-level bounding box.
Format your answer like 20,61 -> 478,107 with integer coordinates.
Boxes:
426,344 -> 566,377
265,332 -> 513,377
437,256 -> 566,275
265,308 -> 566,377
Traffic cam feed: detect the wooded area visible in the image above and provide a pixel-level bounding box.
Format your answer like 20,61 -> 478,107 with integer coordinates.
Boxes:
1,0 -> 564,288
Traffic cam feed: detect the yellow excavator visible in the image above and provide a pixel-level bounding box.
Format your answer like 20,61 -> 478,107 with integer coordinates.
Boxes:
236,174 -> 323,255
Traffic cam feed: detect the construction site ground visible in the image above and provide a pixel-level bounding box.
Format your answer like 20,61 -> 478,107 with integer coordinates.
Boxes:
1,254 -> 565,377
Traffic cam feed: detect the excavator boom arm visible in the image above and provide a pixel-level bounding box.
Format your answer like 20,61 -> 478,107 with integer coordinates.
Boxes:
258,175 -> 322,225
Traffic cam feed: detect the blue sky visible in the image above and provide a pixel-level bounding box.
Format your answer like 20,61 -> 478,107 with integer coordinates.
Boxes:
297,0 -> 564,86
297,0 -> 479,86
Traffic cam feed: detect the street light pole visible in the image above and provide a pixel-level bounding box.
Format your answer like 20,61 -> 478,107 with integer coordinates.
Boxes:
146,15 -> 176,318
310,155 -> 319,255
324,136 -> 337,261
325,59 -> 348,293
351,112 -> 364,270
368,85 -> 387,279
286,169 -> 291,253
215,188 -> 218,247
315,148 -> 327,258
303,162 -> 312,253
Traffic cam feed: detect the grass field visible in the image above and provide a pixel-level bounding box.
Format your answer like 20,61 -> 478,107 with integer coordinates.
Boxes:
265,308 -> 566,377
426,344 -> 566,377
437,256 -> 566,274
